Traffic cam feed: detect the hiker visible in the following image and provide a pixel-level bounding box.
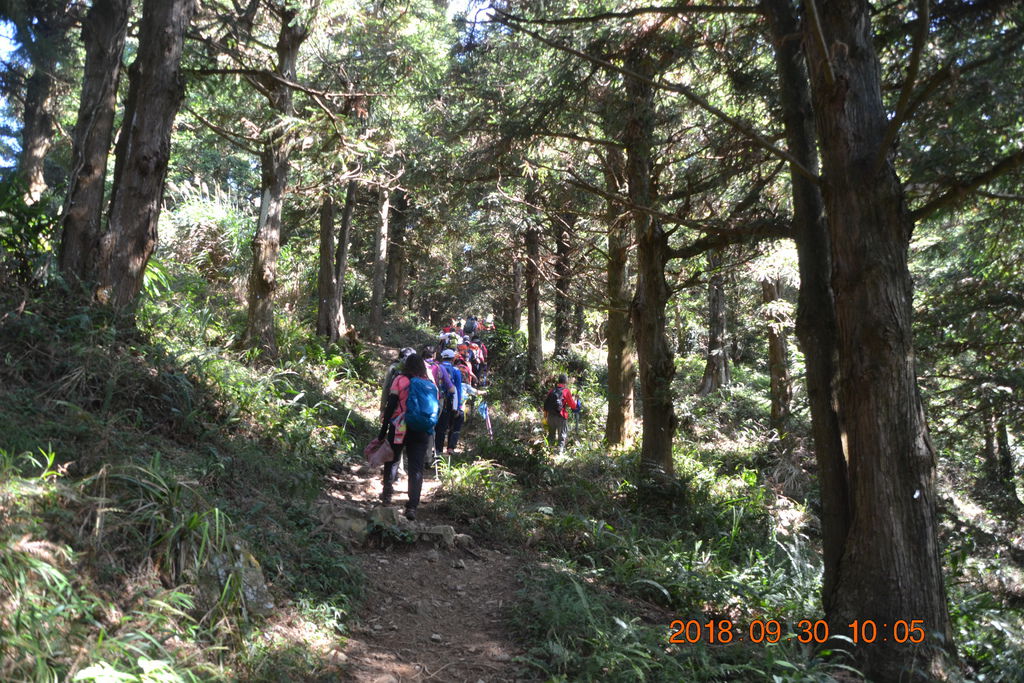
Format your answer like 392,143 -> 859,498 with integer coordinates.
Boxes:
471,335 -> 489,386
379,353 -> 437,521
463,314 -> 478,336
542,374 -> 579,455
380,347 -> 415,418
435,349 -> 464,458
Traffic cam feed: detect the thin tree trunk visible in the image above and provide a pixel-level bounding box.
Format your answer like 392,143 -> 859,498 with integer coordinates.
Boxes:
553,210 -> 573,353
763,0 -> 849,614
316,194 -> 337,337
604,146 -> 635,446
697,250 -> 730,396
368,186 -> 390,335
385,190 -> 409,311
803,1 -> 955,677
93,0 -> 195,308
242,4 -> 308,355
996,418 -> 1015,488
20,63 -> 56,204
525,218 -> 543,381
58,0 -> 130,284
624,46 -> 675,476
510,258 -> 523,331
331,178 -> 356,338
762,277 -> 792,438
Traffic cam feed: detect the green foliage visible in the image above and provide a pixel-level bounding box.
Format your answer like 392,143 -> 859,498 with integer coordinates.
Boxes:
0,177 -> 56,288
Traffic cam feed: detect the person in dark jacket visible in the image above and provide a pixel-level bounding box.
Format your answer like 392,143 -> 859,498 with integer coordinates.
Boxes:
379,354 -> 434,520
543,374 -> 578,455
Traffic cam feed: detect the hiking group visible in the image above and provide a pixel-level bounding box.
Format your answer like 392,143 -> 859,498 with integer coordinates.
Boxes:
376,315 -> 492,520
375,314 -> 581,519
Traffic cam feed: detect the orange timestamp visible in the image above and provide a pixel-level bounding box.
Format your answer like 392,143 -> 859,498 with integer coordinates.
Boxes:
668,618 -> 926,645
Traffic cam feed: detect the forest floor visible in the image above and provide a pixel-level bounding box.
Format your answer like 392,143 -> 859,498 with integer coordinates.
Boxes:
315,453 -> 534,682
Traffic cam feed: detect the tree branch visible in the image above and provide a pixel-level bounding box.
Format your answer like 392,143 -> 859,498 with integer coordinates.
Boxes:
501,3 -> 762,26
911,148 -> 1024,222
494,10 -> 820,184
874,0 -> 929,174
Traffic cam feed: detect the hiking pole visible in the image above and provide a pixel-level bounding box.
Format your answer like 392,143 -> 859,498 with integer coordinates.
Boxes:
479,400 -> 493,438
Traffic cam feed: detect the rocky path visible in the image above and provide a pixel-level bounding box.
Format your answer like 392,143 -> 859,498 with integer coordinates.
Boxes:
318,461 -> 533,682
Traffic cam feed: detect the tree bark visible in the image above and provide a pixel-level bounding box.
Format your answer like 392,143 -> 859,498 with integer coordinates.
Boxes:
604,146 -> 636,446
761,277 -> 792,438
242,3 -> 308,355
93,0 -> 196,308
368,186 -> 390,335
763,0 -> 849,615
58,0 -> 130,284
624,46 -> 675,476
525,217 -> 543,382
552,209 -> 574,353
802,1 -> 955,677
697,250 -> 730,396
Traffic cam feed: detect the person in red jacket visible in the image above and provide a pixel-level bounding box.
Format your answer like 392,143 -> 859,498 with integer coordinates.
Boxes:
542,374 -> 578,455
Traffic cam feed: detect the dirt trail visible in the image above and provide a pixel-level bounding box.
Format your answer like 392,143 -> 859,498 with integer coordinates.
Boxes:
321,460 -> 533,683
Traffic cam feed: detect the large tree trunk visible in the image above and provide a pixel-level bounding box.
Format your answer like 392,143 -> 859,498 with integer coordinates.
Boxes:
604,146 -> 635,446
763,0 -> 849,614
803,1 -> 955,677
93,0 -> 195,308
761,276 -> 792,438
525,218 -> 543,381
624,47 -> 675,476
58,0 -> 130,284
368,186 -> 390,335
696,250 -> 730,396
552,210 -> 574,353
242,4 -> 307,355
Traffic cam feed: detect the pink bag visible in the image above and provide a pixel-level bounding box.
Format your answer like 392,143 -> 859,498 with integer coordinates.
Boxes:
364,437 -> 395,467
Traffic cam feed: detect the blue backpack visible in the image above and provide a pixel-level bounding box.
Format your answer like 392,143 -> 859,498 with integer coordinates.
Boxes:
405,376 -> 440,433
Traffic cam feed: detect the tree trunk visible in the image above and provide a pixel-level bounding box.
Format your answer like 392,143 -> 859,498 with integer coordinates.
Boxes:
316,194 -> 337,338
58,0 -> 130,284
624,46 -> 675,476
368,186 -> 390,335
16,7 -> 70,205
803,1 -> 955,677
242,4 -> 308,355
697,250 -> 730,396
604,146 -> 635,446
553,210 -> 574,353
331,178 -> 356,339
525,218 -> 543,382
763,0 -> 849,615
93,0 -> 195,308
385,190 -> 409,311
509,257 -> 523,331
996,418 -> 1015,489
761,277 -> 792,437
20,64 -> 56,204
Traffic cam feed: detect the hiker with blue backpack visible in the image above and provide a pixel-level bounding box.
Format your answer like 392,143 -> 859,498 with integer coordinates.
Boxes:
378,353 -> 439,521
434,349 -> 464,460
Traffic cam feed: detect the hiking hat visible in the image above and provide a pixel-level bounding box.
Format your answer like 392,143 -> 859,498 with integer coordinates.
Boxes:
400,347 -> 415,360
441,349 -> 456,359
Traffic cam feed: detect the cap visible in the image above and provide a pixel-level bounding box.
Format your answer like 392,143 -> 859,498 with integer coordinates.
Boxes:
400,347 -> 415,359
441,349 -> 456,359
